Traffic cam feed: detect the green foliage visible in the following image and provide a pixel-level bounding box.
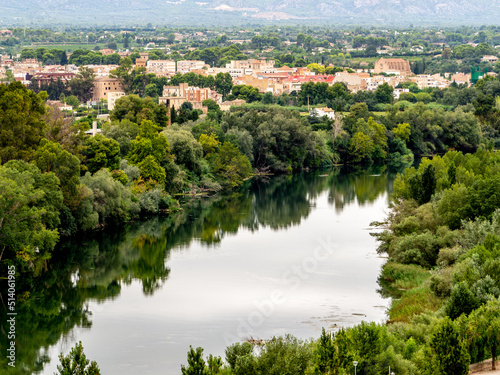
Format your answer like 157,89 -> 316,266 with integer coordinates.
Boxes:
313,328 -> 337,374
225,342 -> 253,370
181,346 -> 207,375
137,155 -> 166,184
393,123 -> 411,143
163,127 -> 204,175
468,298 -> 500,370
84,134 -> 121,173
56,341 -> 100,375
0,82 -> 47,162
222,107 -> 328,172
224,128 -> 253,163
375,82 -> 394,104
213,142 -> 253,188
81,169 -> 135,224
386,104 -> 482,156
349,132 -> 374,163
430,318 -> 470,375
68,67 -> 95,103
257,335 -> 313,375
33,139 -> 81,205
198,133 -> 220,157
128,120 -> 170,166
102,119 -> 140,157
0,160 -> 61,272
65,95 -> 80,108
111,94 -> 168,127
231,85 -> 262,103
407,164 -> 437,205
446,282 -> 480,319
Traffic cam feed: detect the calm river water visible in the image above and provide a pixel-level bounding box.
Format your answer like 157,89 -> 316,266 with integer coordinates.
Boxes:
6,167 -> 398,374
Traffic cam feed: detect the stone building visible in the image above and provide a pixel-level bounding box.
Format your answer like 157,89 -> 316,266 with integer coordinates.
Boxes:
374,58 -> 412,76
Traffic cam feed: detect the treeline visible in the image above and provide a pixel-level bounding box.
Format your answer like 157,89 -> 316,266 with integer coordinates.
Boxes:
180,300 -> 498,375
0,82 -> 332,279
372,149 -> 500,369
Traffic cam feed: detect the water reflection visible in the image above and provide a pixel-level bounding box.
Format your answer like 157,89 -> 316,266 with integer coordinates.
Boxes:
0,166 -> 399,374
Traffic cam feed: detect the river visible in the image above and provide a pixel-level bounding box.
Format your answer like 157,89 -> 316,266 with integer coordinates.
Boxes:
3,166 -> 398,374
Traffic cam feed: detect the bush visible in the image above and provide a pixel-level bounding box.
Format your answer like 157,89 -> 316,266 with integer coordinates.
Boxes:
445,282 -> 480,320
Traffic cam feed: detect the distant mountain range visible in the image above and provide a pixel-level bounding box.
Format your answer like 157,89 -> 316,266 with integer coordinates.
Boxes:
2,0 -> 500,26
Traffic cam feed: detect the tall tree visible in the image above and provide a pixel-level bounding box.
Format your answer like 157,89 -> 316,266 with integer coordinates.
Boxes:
0,82 -> 47,162
0,160 -> 62,272
110,57 -> 134,94
68,66 -> 95,103
431,317 -> 470,375
469,298 -> 500,370
56,341 -> 101,375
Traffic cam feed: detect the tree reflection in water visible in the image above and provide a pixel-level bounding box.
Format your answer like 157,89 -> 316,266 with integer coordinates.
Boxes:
0,166 -> 401,374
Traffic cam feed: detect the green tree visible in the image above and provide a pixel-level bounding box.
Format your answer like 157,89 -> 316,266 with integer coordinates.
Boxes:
375,82 -> 394,104
469,298 -> 500,370
84,134 -> 121,173
215,72 -> 233,99
60,51 -> 68,65
128,120 -> 170,165
198,133 -> 220,157
202,99 -> 220,112
166,33 -> 176,44
33,139 -> 81,208
314,328 -> 337,374
0,82 -> 47,162
181,346 -> 207,375
257,335 -> 313,375
408,164 -> 437,205
110,57 -> 134,94
56,341 -> 101,375
226,342 -> 253,371
65,95 -> 80,108
0,160 -> 62,271
163,127 -> 203,174
446,282 -> 480,320
111,94 -> 168,127
81,168 -> 134,224
102,119 -> 140,157
213,142 -> 253,188
68,66 -> 95,103
349,132 -> 374,163
137,155 -> 166,184
431,317 -> 470,375
393,123 -> 411,143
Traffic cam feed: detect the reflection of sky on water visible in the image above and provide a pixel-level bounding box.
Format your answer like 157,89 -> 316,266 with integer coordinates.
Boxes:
40,177 -> 391,375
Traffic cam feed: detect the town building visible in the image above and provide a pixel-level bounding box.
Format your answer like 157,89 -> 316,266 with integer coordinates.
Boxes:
177,60 -> 207,74
374,58 -> 412,76
46,100 -> 73,111
146,60 -> 176,75
219,99 -> 246,111
92,76 -> 124,101
481,55 -> 499,64
31,72 -> 76,85
107,91 -> 126,111
311,107 -> 335,120
159,82 -> 220,123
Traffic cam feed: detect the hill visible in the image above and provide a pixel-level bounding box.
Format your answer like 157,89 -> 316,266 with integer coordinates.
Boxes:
1,0 -> 500,26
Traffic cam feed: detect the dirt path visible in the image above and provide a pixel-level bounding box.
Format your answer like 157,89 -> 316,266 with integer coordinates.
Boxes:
470,359 -> 500,374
